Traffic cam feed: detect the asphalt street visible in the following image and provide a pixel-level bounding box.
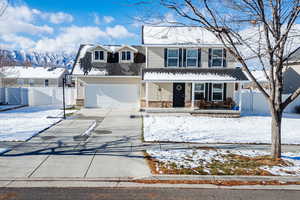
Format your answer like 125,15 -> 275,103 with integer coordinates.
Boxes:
0,187 -> 300,200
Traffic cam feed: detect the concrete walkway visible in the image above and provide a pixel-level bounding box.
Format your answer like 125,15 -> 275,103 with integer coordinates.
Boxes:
0,108 -> 151,179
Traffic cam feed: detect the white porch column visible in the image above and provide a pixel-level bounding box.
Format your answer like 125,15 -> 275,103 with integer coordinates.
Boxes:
145,82 -> 149,107
238,83 -> 242,112
192,82 -> 195,108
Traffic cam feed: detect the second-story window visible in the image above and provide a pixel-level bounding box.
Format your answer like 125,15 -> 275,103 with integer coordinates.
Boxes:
167,49 -> 179,67
94,50 -> 105,61
186,49 -> 198,67
121,51 -> 131,61
211,48 -> 224,67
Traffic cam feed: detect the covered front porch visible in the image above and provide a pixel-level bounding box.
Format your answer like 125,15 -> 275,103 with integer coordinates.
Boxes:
141,68 -> 249,114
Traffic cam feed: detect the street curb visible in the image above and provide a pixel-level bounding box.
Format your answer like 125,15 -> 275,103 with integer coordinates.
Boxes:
150,175 -> 300,182
1,179 -> 300,190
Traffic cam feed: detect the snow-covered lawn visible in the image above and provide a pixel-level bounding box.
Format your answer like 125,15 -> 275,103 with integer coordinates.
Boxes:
0,106 -> 71,142
147,149 -> 300,176
144,115 -> 300,144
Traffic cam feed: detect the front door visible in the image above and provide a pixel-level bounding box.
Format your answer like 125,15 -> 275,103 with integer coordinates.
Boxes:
173,83 -> 185,107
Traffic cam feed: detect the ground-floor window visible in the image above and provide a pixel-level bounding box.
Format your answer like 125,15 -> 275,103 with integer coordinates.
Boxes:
212,83 -> 224,101
194,83 -> 205,100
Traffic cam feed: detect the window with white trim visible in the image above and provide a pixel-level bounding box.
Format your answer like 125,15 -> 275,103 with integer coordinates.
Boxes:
186,49 -> 198,67
211,48 -> 224,67
194,83 -> 205,100
121,51 -> 132,61
94,50 -> 105,61
212,83 -> 224,101
167,49 -> 179,67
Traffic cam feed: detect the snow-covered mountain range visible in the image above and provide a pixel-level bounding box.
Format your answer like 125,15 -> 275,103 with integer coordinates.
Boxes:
0,49 -> 75,70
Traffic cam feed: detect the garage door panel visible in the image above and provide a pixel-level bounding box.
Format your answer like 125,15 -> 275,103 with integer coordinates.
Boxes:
85,84 -> 139,108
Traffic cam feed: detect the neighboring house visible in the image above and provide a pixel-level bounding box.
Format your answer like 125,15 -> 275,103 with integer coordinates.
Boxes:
283,48 -> 300,94
0,66 -> 67,88
72,26 -> 249,109
243,70 -> 269,90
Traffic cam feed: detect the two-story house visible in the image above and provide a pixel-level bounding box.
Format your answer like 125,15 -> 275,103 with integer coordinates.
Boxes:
71,26 -> 249,110
140,26 -> 248,109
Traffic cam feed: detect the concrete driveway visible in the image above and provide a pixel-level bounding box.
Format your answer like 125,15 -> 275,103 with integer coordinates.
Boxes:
0,108 -> 151,179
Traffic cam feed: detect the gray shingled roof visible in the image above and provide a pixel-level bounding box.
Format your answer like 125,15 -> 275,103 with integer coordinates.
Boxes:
283,68 -> 300,94
142,68 -> 249,81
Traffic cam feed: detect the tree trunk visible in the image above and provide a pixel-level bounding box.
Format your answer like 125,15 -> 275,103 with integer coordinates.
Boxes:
271,109 -> 282,159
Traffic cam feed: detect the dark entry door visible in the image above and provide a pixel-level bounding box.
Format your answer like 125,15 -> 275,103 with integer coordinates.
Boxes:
173,83 -> 185,107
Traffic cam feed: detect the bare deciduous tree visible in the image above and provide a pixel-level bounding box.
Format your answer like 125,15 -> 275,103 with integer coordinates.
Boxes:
135,0 -> 300,158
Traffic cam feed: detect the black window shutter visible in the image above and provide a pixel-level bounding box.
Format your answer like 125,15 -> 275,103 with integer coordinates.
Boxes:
208,48 -> 212,68
198,48 -> 201,67
223,83 -> 227,100
115,53 -> 119,63
205,83 -> 209,101
223,48 -> 227,67
179,48 -> 183,67
208,83 -> 212,101
183,49 -> 187,67
164,48 -> 168,67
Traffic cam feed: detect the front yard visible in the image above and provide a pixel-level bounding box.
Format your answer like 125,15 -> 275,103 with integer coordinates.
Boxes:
146,149 -> 300,176
144,114 -> 300,144
0,106 -> 74,142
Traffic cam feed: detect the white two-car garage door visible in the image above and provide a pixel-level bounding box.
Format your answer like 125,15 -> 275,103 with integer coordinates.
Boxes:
84,83 -> 140,108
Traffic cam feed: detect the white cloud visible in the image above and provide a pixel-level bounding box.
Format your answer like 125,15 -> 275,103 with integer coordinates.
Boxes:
105,25 -> 135,38
0,5 -> 53,35
103,16 -> 114,24
0,5 -> 136,54
1,34 -> 36,49
33,26 -> 107,54
32,25 -> 136,54
42,12 -> 74,24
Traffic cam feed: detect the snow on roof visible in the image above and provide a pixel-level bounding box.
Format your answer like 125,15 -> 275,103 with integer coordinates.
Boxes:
143,26 -> 222,45
115,45 -> 138,53
143,72 -> 238,82
245,70 -> 269,82
1,66 -> 66,79
85,68 -> 107,76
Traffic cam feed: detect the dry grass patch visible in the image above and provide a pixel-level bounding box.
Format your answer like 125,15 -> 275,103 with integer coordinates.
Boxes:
144,150 -> 294,176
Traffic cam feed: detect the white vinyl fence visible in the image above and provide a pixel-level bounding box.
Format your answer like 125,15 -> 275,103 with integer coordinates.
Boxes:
0,87 -> 75,106
235,89 -> 300,114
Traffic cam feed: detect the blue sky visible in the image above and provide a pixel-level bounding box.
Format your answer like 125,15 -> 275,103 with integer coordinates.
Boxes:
0,0 -> 147,54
